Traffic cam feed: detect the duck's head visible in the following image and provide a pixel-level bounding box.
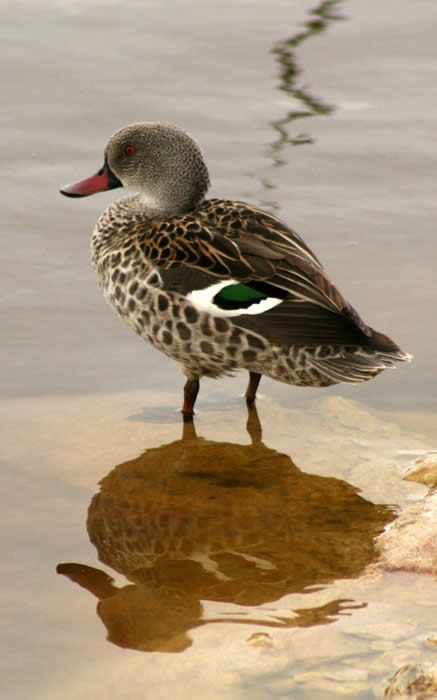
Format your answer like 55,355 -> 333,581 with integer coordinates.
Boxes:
60,121 -> 210,216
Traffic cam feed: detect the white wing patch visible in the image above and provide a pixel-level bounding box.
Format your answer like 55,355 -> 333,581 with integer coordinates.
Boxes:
186,280 -> 283,317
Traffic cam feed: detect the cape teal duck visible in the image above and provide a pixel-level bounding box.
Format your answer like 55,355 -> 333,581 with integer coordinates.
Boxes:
60,122 -> 411,419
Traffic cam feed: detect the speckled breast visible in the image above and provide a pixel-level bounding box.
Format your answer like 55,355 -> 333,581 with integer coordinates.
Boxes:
93,247 -> 253,379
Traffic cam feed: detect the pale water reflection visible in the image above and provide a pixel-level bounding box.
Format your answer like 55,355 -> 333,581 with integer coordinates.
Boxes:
57,408 -> 391,653
1,391 -> 436,698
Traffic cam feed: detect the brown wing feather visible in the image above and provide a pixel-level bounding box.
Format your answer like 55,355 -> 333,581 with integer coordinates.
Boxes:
194,199 -> 355,317
232,300 -> 390,348
138,212 -> 255,278
137,198 -> 403,355
141,198 -> 344,313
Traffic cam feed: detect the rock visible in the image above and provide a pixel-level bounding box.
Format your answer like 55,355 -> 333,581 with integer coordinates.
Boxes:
376,488 -> 437,575
245,632 -> 274,649
385,663 -> 437,698
403,453 -> 437,486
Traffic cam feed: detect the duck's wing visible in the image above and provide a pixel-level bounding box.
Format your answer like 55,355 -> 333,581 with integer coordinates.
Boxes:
139,200 -> 401,352
209,200 -> 348,315
141,200 -> 353,306
141,199 -> 342,308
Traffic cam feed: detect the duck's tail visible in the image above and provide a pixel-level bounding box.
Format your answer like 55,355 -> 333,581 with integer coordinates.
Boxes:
310,329 -> 412,385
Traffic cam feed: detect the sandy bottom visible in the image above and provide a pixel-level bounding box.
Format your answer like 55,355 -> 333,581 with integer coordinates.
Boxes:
2,392 -> 436,699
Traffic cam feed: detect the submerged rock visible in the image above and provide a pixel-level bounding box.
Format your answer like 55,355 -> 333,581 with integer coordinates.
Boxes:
403,453 -> 437,487
245,632 -> 274,649
385,663 -> 437,698
376,488 -> 437,575
376,452 -> 437,575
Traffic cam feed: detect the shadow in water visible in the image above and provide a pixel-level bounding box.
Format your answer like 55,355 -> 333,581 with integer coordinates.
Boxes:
58,407 -> 392,653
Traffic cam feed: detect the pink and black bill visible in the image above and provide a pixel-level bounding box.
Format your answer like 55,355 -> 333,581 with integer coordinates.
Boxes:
60,161 -> 122,198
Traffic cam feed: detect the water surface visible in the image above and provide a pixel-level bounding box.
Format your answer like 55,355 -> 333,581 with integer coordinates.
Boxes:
2,0 -> 437,698
2,0 -> 435,408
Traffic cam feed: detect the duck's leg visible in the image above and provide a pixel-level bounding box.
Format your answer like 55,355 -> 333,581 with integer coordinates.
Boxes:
245,402 -> 262,444
182,419 -> 198,441
182,378 -> 200,422
245,371 -> 261,406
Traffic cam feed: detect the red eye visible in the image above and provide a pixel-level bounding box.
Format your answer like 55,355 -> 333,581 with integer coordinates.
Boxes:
125,145 -> 136,156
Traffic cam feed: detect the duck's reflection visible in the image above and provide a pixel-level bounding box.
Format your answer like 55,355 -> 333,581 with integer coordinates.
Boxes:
57,408 -> 392,653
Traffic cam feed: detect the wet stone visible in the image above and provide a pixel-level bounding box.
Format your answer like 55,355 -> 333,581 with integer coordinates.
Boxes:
245,632 -> 274,649
385,664 -> 437,698
403,453 -> 437,486
376,488 -> 437,575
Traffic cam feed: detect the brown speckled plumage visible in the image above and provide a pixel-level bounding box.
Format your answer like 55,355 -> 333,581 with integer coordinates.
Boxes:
61,121 -> 411,418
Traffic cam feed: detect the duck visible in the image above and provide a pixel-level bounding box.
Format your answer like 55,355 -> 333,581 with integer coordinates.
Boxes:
60,121 -> 411,420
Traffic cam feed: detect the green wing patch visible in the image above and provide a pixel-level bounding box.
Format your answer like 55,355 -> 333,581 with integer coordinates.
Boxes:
213,281 -> 288,310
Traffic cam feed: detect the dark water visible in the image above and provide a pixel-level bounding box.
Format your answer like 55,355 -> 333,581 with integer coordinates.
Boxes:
2,0 -> 437,698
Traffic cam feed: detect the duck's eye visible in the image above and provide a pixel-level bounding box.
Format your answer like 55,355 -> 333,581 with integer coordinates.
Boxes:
125,145 -> 136,156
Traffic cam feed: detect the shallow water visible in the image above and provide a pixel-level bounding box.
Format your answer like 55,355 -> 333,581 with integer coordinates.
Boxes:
2,393 -> 436,698
2,0 -> 437,697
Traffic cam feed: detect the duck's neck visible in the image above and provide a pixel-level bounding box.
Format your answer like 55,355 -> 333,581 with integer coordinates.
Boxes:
136,191 -> 190,218
125,154 -> 211,217
117,193 -> 195,222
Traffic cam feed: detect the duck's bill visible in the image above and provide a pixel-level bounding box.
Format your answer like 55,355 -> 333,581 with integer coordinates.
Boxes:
60,163 -> 122,198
